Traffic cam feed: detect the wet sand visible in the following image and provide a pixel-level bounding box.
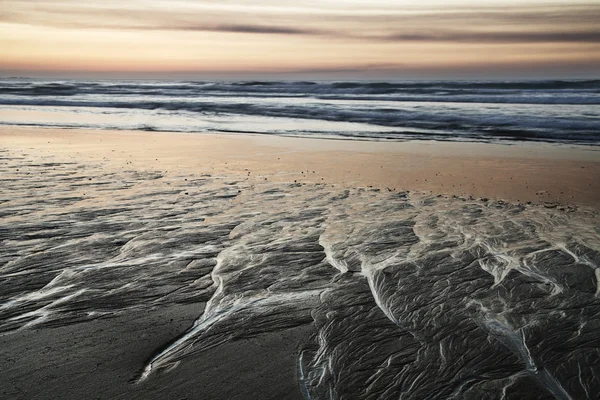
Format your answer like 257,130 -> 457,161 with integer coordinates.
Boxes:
1,126 -> 600,400
1,126 -> 599,208
1,303 -> 310,400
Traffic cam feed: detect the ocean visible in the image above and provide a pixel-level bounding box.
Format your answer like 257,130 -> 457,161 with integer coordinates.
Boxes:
1,79 -> 599,144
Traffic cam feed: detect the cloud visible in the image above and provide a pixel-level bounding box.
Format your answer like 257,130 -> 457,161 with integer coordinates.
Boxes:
382,30 -> 600,43
1,0 -> 599,44
0,4 -> 327,36
162,24 -> 324,35
286,63 -> 405,74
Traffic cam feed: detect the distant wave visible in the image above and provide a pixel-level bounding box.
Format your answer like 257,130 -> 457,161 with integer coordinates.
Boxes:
1,79 -> 600,102
1,78 -> 599,145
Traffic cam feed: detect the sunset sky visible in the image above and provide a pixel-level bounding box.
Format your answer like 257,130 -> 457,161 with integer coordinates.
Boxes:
1,0 -> 599,79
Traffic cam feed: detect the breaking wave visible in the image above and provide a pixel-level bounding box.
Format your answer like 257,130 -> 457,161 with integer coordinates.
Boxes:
1,78 -> 600,144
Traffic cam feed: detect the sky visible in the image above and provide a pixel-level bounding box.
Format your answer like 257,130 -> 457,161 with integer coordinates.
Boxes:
0,0 -> 599,80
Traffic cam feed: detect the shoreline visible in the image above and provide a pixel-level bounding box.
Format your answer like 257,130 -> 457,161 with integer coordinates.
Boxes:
2,125 -> 599,399
1,125 -> 599,208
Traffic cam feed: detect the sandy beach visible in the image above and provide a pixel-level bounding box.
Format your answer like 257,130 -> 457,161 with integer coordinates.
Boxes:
2,126 -> 599,207
1,126 -> 600,399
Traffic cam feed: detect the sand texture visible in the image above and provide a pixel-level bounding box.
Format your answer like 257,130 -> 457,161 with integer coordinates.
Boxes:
1,127 -> 600,399
1,126 -> 599,207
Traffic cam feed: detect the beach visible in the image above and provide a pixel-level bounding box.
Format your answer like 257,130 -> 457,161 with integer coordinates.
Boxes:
1,126 -> 599,399
3,0 -> 600,396
2,126 -> 599,206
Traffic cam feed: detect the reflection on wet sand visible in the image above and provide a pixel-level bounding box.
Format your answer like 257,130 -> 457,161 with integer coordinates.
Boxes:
1,148 -> 599,399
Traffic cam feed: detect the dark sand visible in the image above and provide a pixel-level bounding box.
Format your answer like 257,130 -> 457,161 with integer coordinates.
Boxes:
1,302 -> 310,400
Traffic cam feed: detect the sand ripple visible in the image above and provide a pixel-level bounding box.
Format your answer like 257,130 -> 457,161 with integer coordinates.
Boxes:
1,148 -> 599,399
